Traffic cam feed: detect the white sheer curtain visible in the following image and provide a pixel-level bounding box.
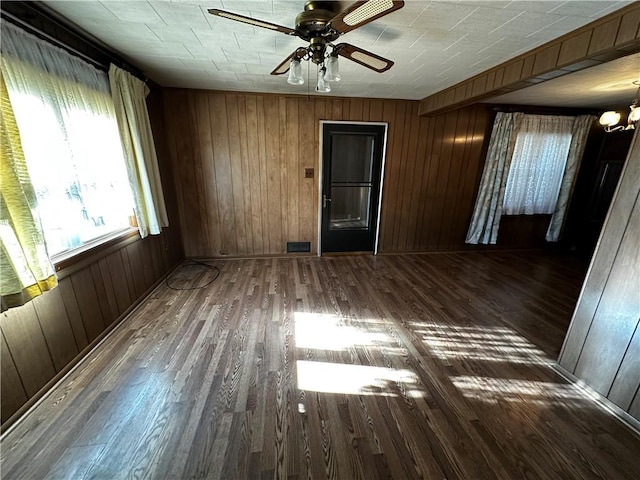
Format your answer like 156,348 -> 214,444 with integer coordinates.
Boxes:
466,112 -> 594,245
503,115 -> 574,215
109,64 -> 168,238
1,20 -> 134,256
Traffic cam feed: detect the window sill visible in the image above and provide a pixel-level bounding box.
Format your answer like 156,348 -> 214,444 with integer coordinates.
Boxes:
53,228 -> 140,278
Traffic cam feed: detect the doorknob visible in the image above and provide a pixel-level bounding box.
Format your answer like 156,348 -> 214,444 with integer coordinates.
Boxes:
323,195 -> 331,208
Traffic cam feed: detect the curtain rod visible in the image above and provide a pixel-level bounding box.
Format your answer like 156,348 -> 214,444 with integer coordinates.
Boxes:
1,11 -> 105,71
0,3 -> 146,82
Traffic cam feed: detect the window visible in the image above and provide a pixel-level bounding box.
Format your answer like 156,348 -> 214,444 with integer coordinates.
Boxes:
503,115 -> 573,215
2,21 -> 134,258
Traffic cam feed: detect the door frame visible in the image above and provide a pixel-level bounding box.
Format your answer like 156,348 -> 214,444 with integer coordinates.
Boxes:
317,121 -> 389,256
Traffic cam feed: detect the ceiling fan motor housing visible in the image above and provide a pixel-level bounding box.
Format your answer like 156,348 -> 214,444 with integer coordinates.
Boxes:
296,1 -> 340,42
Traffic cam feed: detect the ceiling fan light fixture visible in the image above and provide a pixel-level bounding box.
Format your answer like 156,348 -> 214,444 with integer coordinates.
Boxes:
316,66 -> 331,92
287,58 -> 304,85
325,55 -> 341,81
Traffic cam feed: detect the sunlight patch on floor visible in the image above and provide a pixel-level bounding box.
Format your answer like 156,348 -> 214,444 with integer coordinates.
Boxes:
297,360 -> 420,396
294,312 -> 390,351
412,321 -> 551,366
451,376 -> 586,406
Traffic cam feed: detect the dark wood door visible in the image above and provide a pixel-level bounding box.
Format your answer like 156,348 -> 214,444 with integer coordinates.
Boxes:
321,123 -> 385,253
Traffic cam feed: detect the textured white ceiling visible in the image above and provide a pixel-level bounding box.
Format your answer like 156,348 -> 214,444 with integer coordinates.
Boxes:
42,0 -> 634,100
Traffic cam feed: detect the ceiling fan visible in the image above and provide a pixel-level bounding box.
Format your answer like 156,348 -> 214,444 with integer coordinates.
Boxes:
208,0 -> 405,80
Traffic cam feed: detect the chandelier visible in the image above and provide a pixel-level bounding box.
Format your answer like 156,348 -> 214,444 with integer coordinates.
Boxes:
599,81 -> 640,132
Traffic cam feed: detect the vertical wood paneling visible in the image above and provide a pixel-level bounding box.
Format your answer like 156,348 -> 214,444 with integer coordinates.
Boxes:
125,242 -> 146,298
433,111 -> 458,249
1,302 -> 56,397
164,91 -> 492,256
227,94 -> 248,255
573,194 -> 640,395
278,96 -> 288,249
446,109 -> 471,249
559,130 -> 640,420
185,93 -> 206,257
245,95 -> 264,254
608,322 -> 640,410
1,332 -> 28,423
257,96 -> 270,254
90,263 -> 116,326
210,94 -> 237,256
170,92 -> 198,257
398,102 -> 421,251
379,100 -> 401,251
407,115 -> 429,251
237,96 -> 254,255
413,116 -> 436,251
298,98 -> 316,254
423,114 -> 447,250
32,288 -> 78,372
96,259 -> 118,320
264,96 -> 283,253
70,267 -> 105,342
57,277 -> 88,351
286,97 -> 299,244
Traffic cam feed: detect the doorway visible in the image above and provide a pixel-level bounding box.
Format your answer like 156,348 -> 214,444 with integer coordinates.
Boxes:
320,122 -> 387,254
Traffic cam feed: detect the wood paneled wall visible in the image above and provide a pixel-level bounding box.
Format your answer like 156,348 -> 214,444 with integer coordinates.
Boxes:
0,89 -> 184,429
163,90 -> 493,257
559,130 -> 640,421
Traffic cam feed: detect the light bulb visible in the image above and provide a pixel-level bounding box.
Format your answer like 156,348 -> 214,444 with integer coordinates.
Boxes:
325,56 -> 341,82
628,105 -> 640,123
316,67 -> 331,93
287,59 -> 304,85
599,111 -> 621,127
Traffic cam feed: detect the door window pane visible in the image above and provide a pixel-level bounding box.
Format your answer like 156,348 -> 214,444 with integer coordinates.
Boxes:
330,134 -> 375,183
330,186 -> 371,230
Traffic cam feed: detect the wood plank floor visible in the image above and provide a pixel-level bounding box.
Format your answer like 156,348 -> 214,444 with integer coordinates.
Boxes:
2,252 -> 639,479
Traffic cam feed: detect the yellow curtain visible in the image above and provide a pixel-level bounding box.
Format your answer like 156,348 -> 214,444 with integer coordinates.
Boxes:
0,71 -> 57,311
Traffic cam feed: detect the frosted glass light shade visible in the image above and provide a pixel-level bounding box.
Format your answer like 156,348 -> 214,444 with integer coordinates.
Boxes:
316,68 -> 331,92
629,105 -> 640,122
325,56 -> 341,81
287,59 -> 304,85
599,111 -> 620,127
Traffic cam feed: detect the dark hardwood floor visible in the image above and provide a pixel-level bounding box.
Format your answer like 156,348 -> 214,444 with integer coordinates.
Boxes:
2,252 -> 639,479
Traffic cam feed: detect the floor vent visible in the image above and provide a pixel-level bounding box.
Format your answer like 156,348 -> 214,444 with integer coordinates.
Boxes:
287,241 -> 311,253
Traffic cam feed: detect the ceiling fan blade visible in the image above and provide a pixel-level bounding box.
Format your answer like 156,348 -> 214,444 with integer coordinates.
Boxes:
270,49 -> 306,75
329,0 -> 404,34
334,43 -> 394,73
208,9 -> 296,35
